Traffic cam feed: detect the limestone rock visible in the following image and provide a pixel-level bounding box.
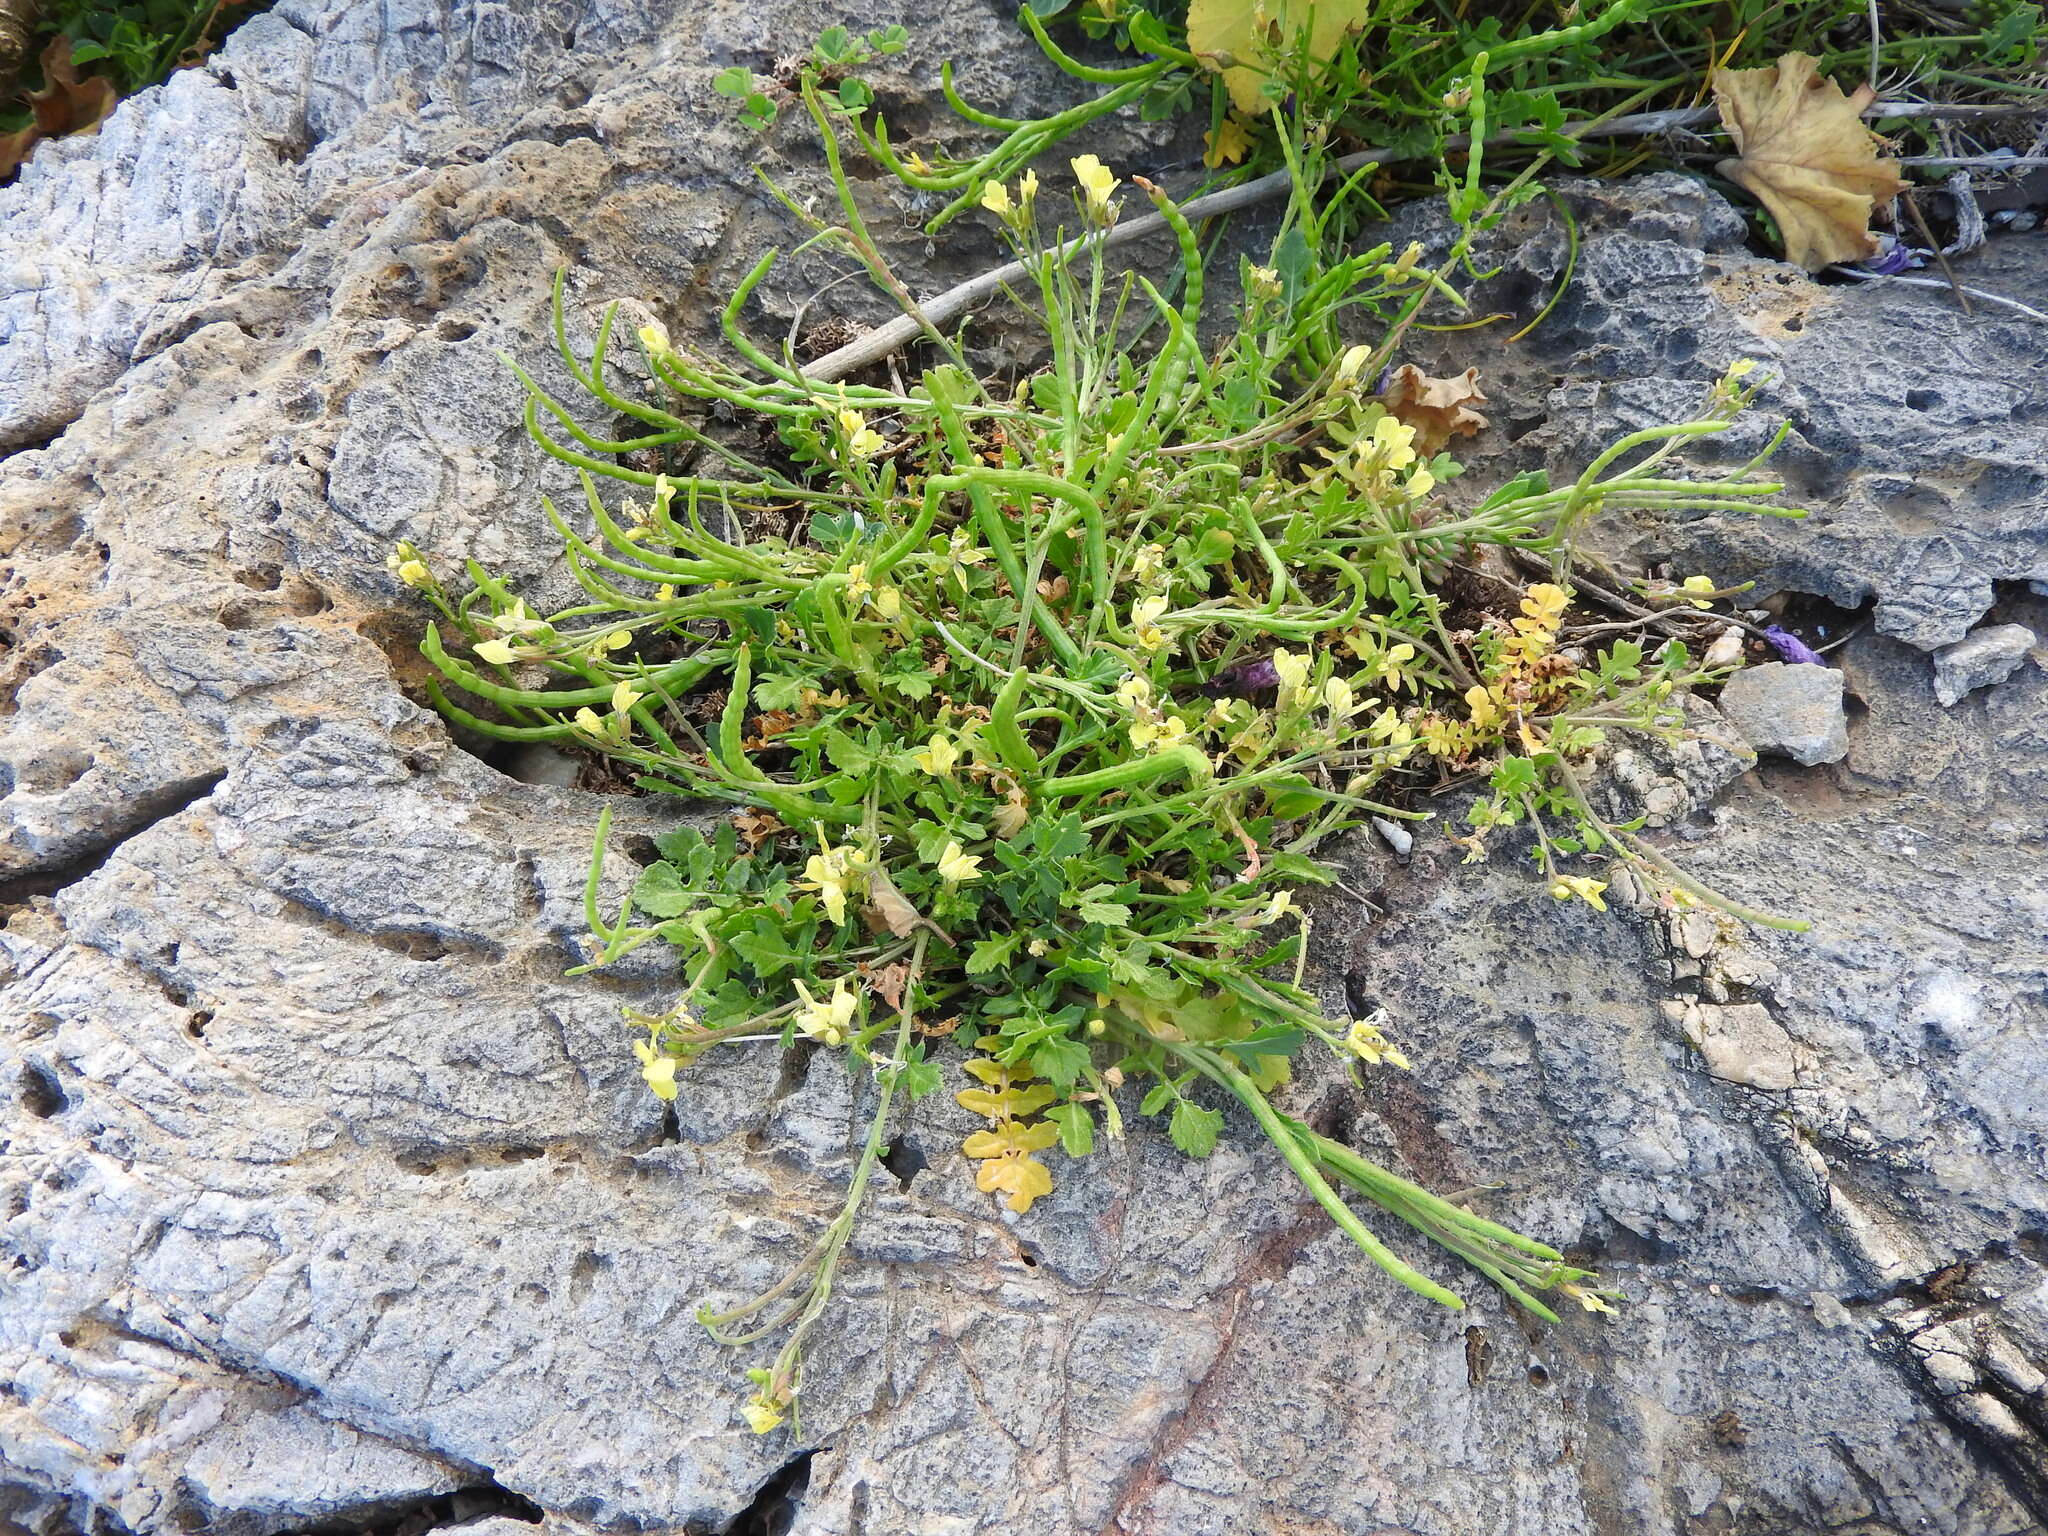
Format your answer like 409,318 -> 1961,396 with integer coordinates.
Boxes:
1,3 -> 2044,1535
1718,661 -> 1851,765
1932,622 -> 2038,706
1385,176 -> 2048,652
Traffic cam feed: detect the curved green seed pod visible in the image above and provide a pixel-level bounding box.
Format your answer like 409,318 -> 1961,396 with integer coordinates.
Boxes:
1043,743 -> 1208,801
422,623 -> 713,709
987,668 -> 1038,780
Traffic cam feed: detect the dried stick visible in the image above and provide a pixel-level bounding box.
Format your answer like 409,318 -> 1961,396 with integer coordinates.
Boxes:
801,100 -> 2039,382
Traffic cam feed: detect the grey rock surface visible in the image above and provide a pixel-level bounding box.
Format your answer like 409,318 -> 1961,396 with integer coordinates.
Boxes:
1388,176 -> 2048,652
1717,662 -> 1851,765
1,7 -> 2045,1536
1933,622 -> 2039,706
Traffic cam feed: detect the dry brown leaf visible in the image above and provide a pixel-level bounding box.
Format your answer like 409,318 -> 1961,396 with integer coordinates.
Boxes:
863,866 -> 949,944
0,36 -> 117,180
866,961 -> 909,1013
1379,365 -> 1489,456
731,808 -> 783,850
1711,53 -> 1906,272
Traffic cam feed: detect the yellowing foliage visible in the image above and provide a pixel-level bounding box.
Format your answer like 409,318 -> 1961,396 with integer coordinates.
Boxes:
1184,0 -> 1375,117
1711,53 -> 1906,271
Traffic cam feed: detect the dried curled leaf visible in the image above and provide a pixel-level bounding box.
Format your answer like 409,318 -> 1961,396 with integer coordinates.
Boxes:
1184,0 -> 1373,117
0,36 -> 117,180
1380,366 -> 1489,456
1711,53 -> 1906,272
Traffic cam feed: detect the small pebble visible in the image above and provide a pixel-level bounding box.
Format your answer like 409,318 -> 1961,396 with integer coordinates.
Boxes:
1703,628 -> 1745,669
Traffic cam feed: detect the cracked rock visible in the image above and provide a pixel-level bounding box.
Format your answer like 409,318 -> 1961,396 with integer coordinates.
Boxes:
1717,661 -> 1851,765
2,4 -> 2045,1535
1931,622 -> 2038,706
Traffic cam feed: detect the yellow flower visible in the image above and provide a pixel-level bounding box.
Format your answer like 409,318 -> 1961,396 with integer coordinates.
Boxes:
597,629 -> 632,652
1345,1016 -> 1412,1071
1247,265 -> 1282,299
1679,574 -> 1717,609
836,407 -> 885,458
936,840 -> 983,886
1203,115 -> 1251,168
1130,595 -> 1170,652
801,846 -> 858,925
637,320 -> 672,357
1406,466 -> 1436,498
946,528 -> 990,571
742,1396 -> 785,1435
1070,153 -> 1120,220
572,706 -> 607,737
1322,676 -> 1357,718
1371,412 -> 1418,470
1269,649 -> 1308,692
1129,543 -> 1166,584
905,150 -> 933,175
1550,875 -> 1609,911
1235,890 -> 1300,928
632,1040 -> 679,1101
610,679 -> 644,716
914,734 -> 960,777
1130,714 -> 1189,753
979,179 -> 1013,215
873,584 -> 902,620
1334,345 -> 1372,388
793,977 -> 859,1047
1561,1283 -> 1618,1315
487,599 -> 551,637
1115,674 -> 1153,710
474,638 -> 520,666
846,563 -> 872,599
1020,167 -> 1039,199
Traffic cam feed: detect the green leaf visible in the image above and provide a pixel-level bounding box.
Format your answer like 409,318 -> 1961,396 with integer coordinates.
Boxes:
1047,1102 -> 1096,1157
1140,1081 -> 1176,1117
631,863 -> 698,918
729,916 -> 800,978
753,673 -> 809,712
1490,756 -> 1538,797
1218,1026 -> 1302,1064
1260,851 -> 1335,886
1263,774 -> 1323,819
966,931 -> 1025,976
713,66 -> 753,97
815,24 -> 851,60
1070,884 -> 1133,926
899,1046 -> 942,1102
1032,1035 -> 1093,1091
1169,1099 -> 1224,1158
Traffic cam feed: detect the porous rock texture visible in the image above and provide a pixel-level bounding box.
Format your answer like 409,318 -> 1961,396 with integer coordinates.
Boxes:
1,6 -> 2044,1536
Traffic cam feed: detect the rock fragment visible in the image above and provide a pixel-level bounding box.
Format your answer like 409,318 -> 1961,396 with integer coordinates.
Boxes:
1717,661 -> 1850,765
1930,623 -> 2037,707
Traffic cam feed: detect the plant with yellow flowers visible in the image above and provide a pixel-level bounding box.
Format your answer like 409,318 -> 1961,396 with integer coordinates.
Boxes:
396,45 -> 1805,1435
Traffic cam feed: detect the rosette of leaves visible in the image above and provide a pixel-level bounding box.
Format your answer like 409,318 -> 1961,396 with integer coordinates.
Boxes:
406,82 -> 1800,1422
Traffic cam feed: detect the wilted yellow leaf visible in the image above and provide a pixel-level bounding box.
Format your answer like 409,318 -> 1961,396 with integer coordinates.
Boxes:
1379,365 -> 1489,456
975,1151 -> 1055,1213
1711,53 -> 1906,272
1185,0 -> 1374,117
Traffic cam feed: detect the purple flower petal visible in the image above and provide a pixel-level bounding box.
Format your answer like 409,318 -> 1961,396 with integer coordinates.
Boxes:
1763,625 -> 1827,666
1860,237 -> 1918,276
1200,657 -> 1281,698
